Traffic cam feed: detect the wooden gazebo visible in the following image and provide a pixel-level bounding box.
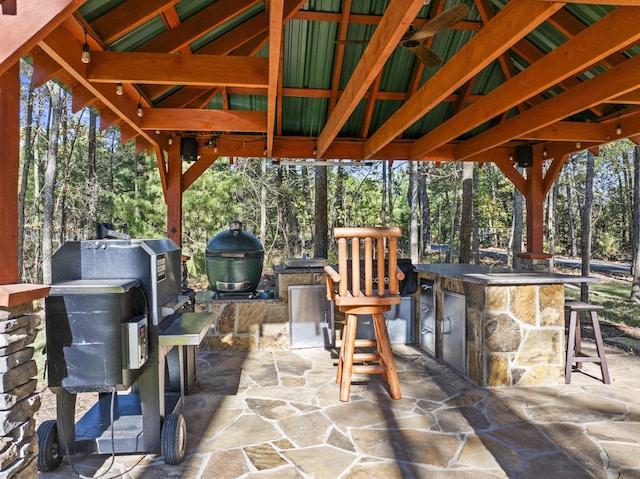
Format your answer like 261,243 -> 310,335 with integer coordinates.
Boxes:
2,0 -> 640,293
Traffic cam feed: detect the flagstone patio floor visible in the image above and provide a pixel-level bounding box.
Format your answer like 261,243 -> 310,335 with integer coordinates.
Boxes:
38,341 -> 640,479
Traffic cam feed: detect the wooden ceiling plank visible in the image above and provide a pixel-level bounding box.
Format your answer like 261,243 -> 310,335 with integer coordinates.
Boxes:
99,108 -> 120,131
197,11 -> 268,56
90,0 -> 181,45
30,47 -> 65,88
140,108 -> 267,132
364,0 -> 563,161
141,84 -> 178,101
519,121 -> 610,142
87,51 -> 269,87
139,0 -> 260,54
456,53 -> 640,160
410,6 -> 640,160
266,0 -> 285,156
361,73 -> 382,139
0,0 -> 85,76
71,84 -> 96,113
611,89 -> 640,104
200,0 -> 307,57
328,0 -> 353,116
38,24 -> 157,147
154,86 -> 209,108
316,0 -> 426,158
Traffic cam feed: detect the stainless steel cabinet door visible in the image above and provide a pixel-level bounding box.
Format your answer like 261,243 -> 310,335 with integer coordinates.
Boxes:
289,285 -> 333,348
442,290 -> 466,374
419,281 -> 436,355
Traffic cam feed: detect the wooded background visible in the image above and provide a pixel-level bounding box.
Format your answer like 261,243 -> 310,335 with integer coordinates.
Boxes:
16,62 -> 640,297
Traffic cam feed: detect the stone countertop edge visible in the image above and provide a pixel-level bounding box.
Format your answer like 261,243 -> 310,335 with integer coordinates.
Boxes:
413,263 -> 598,285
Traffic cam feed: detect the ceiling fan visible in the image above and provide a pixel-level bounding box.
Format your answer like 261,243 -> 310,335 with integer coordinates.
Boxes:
336,3 -> 471,67
400,3 -> 471,66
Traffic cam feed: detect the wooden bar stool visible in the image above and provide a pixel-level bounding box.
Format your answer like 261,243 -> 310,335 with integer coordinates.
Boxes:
564,300 -> 610,384
324,227 -> 404,401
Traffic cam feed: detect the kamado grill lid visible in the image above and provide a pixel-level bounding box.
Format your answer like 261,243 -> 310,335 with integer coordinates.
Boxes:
206,220 -> 264,258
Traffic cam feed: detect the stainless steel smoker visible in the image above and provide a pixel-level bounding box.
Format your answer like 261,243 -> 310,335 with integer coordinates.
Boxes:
38,239 -> 215,471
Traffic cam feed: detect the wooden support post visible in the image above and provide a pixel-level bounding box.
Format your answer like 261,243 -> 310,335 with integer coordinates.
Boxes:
525,145 -> 545,255
166,139 -> 182,247
0,63 -> 19,284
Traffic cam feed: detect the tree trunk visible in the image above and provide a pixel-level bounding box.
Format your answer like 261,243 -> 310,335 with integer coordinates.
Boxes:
630,146 -> 640,302
409,161 -> 419,263
42,85 -> 64,284
260,158 -> 267,245
459,162 -> 473,263
18,66 -> 36,281
419,163 -> 431,257
565,168 -> 578,257
471,166 -> 479,264
314,165 -> 328,259
580,151 -> 595,301
512,168 -> 524,268
381,162 -> 387,227
547,181 -> 556,256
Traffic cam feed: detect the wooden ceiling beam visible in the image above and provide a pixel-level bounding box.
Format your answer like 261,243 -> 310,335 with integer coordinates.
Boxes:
364,0 -> 563,161
410,6 -> 640,160
266,0 -> 285,156
87,51 -> 269,87
293,10 -> 482,31
38,23 -> 158,148
316,0 -> 426,158
611,89 -> 640,104
196,11 -> 268,56
521,121 -> 614,142
140,108 -> 267,132
90,0 -> 181,45
455,53 -> 640,160
0,0 -> 85,76
138,0 -> 260,54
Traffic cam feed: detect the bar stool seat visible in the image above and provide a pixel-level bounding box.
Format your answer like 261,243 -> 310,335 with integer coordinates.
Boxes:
564,300 -> 610,384
324,227 -> 404,401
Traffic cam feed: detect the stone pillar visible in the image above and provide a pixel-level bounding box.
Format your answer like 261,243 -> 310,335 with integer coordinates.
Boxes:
517,253 -> 553,272
0,303 -> 41,478
0,285 -> 49,479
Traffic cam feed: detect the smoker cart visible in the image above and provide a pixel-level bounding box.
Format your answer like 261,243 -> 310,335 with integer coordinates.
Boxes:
37,239 -> 215,471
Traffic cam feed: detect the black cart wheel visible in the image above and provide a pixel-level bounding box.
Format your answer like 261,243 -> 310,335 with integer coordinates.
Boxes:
161,413 -> 186,465
37,420 -> 63,472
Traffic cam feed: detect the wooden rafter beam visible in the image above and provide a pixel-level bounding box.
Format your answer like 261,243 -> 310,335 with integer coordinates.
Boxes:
138,0 -> 260,54
266,0 -> 285,156
538,0 -> 640,4
90,0 -> 181,45
0,0 -> 85,76
455,53 -> 640,160
38,23 -> 158,149
363,0 -> 563,160
410,6 -> 640,159
140,108 -> 267,132
316,0 -> 426,158
87,51 -> 268,87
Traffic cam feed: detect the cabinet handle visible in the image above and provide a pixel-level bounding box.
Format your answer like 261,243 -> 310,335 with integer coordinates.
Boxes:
421,284 -> 432,291
441,317 -> 451,335
421,307 -> 432,314
420,326 -> 433,334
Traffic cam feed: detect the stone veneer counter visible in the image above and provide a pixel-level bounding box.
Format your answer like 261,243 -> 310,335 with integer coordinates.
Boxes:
413,264 -> 596,387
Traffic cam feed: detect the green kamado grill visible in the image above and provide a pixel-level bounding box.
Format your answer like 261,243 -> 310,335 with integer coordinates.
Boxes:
205,220 -> 264,295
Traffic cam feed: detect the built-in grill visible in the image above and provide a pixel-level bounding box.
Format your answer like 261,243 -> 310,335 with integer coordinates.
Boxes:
38,239 -> 215,471
205,220 -> 264,296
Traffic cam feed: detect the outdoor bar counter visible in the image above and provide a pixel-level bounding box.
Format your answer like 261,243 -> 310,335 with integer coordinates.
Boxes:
414,264 -> 596,387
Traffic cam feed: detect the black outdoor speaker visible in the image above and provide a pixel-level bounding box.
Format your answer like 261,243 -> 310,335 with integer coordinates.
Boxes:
516,146 -> 533,168
180,137 -> 198,161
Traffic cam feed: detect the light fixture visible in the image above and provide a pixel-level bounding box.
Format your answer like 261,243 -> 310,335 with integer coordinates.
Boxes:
616,115 -> 622,135
213,138 -> 218,153
543,147 -> 548,158
81,30 -> 90,64
313,145 -> 317,156
116,82 -> 123,96
137,96 -> 143,117
508,150 -> 514,162
168,135 -> 173,146
576,141 -> 581,149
